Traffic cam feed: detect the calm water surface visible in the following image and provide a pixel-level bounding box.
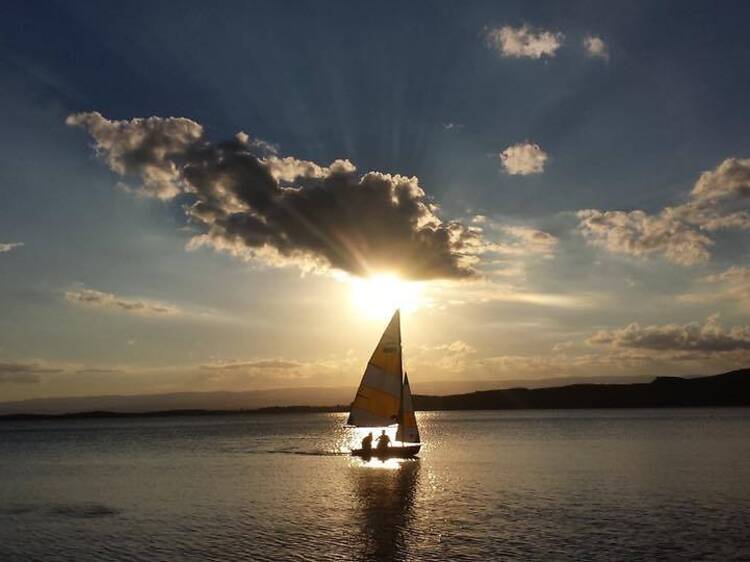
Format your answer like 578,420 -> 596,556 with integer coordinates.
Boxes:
1,409 -> 749,561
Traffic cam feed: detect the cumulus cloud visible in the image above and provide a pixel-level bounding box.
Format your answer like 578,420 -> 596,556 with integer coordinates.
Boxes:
675,157 -> 750,230
577,209 -> 712,265
485,25 -> 564,59
583,35 -> 609,60
65,112 -> 203,199
500,142 -> 548,175
588,315 -> 750,353
65,288 -> 180,316
68,112 -> 483,280
577,157 -> 750,265
0,242 -> 23,253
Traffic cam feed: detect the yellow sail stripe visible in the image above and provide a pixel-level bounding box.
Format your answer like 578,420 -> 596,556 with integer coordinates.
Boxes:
350,385 -> 400,424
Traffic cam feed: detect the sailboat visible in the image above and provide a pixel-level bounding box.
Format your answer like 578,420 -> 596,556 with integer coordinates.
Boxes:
348,310 -> 421,459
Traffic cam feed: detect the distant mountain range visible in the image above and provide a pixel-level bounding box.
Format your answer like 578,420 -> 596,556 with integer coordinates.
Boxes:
0,369 -> 747,420
0,374 -> 658,416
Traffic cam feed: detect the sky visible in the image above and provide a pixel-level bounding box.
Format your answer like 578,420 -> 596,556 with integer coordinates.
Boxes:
2,1 -> 750,402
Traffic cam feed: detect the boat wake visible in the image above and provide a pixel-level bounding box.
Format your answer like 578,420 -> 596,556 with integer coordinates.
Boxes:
255,448 -> 348,457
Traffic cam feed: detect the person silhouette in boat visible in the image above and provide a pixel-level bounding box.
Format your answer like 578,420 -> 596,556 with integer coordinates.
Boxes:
376,430 -> 391,452
361,432 -> 373,453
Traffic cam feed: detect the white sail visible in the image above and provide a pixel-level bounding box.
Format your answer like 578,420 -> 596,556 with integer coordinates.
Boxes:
396,373 -> 420,444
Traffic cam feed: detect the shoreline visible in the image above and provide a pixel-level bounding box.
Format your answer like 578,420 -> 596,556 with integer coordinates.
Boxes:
2,368 -> 749,421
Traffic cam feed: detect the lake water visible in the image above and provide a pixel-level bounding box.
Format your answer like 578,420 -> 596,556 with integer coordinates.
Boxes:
1,409 -> 749,561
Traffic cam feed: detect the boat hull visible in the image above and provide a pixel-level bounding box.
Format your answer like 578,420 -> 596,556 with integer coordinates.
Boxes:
351,444 -> 421,459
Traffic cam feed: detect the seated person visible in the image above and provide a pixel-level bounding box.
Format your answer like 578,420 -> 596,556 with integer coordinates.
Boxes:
375,430 -> 391,451
361,432 -> 373,452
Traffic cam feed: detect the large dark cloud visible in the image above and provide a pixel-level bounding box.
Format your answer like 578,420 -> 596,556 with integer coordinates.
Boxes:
67,112 -> 482,280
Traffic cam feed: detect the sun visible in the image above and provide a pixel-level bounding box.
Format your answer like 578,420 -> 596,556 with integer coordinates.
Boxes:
348,273 -> 424,319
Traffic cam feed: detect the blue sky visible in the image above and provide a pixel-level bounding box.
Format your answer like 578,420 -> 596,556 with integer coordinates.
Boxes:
2,1 -> 750,401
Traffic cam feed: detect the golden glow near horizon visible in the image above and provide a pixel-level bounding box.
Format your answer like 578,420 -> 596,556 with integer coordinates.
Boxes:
348,273 -> 424,319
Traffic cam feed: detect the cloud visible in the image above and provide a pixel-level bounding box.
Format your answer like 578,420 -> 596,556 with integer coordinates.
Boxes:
577,209 -> 712,265
68,112 -> 484,280
485,25 -> 564,59
552,340 -> 574,353
478,352 -> 631,377
0,242 -> 23,253
470,217 -> 558,259
442,122 -> 464,131
675,157 -> 750,230
412,340 -> 478,372
65,288 -> 181,316
500,143 -> 548,175
74,368 -> 124,375
679,266 -> 750,310
200,360 -> 301,371
426,277 -> 589,308
496,225 -> 558,255
583,35 -> 609,60
0,361 -> 62,384
194,355 -> 354,385
65,112 -> 203,199
577,157 -> 750,265
588,315 -> 750,353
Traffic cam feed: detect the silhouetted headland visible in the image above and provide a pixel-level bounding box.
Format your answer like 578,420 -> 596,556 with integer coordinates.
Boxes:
414,368 -> 750,410
1,369 -> 748,421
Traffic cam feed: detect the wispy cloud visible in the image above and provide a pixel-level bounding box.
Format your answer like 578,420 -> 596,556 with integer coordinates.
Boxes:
679,266 -> 750,310
65,288 -> 181,316
495,225 -> 558,256
485,25 -> 564,59
74,368 -> 124,375
0,242 -> 23,254
471,216 -> 558,258
200,360 -> 301,371
442,122 -> 464,131
0,361 -> 62,384
499,142 -> 548,175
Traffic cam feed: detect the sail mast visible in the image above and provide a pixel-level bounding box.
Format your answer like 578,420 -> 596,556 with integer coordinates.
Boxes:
397,309 -> 405,441
397,308 -> 403,385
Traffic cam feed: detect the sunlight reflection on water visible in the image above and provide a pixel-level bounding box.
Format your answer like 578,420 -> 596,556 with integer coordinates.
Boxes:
1,409 -> 749,561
